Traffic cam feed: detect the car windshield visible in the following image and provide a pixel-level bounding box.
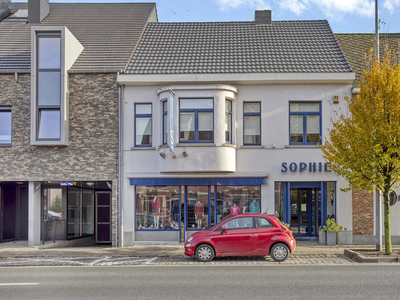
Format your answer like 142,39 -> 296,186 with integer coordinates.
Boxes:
205,214 -> 233,231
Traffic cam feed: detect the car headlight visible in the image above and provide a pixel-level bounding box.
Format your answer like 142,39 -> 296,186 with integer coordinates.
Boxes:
185,243 -> 191,247
187,236 -> 193,242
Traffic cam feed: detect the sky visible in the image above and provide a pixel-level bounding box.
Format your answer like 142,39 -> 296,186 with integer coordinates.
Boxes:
18,0 -> 400,33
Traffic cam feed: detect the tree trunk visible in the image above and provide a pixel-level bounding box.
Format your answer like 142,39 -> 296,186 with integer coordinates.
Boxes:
383,186 -> 392,255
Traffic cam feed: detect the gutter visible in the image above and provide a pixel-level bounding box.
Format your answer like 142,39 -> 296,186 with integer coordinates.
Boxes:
117,76 -> 124,247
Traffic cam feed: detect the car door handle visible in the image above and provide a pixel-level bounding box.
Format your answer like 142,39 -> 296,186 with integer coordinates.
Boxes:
249,234 -> 258,237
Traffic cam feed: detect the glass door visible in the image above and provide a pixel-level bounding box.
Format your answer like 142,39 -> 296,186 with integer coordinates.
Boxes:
290,188 -> 320,236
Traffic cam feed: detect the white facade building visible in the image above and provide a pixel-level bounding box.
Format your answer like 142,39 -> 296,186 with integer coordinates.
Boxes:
117,11 -> 359,245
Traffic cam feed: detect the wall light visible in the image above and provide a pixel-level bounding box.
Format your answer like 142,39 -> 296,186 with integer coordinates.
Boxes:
159,152 -> 165,158
182,151 -> 188,157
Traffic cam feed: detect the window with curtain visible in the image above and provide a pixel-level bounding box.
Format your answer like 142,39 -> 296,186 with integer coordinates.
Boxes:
135,103 -> 152,146
289,102 -> 321,145
179,98 -> 213,143
243,102 -> 261,145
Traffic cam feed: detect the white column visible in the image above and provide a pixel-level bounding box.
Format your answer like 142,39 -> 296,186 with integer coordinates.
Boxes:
28,182 -> 41,246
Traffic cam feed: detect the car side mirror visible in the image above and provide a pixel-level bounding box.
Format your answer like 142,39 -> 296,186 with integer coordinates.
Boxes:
220,226 -> 226,234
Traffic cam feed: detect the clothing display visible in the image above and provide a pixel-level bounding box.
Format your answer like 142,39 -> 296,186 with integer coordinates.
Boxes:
194,202 -> 204,219
242,205 -> 248,213
249,200 -> 260,213
151,197 -> 161,211
230,205 -> 240,214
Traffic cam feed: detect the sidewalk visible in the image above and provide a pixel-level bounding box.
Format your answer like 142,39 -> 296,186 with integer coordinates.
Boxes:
0,240 -> 377,266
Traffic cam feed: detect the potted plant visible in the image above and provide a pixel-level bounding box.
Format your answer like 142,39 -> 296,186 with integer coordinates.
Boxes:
321,218 -> 339,246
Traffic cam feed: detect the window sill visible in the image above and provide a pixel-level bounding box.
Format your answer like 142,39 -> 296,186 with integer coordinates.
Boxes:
158,144 -> 170,149
131,147 -> 156,150
176,143 -> 216,147
223,143 -> 236,148
285,145 -> 321,148
240,145 -> 265,149
0,144 -> 12,147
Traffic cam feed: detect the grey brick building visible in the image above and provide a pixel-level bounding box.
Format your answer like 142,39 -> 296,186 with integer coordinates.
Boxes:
0,0 -> 157,246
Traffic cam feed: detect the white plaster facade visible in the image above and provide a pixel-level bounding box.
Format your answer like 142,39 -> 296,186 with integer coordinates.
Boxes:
119,73 -> 356,246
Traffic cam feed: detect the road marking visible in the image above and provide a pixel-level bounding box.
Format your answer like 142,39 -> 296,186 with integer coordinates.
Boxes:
0,283 -> 39,286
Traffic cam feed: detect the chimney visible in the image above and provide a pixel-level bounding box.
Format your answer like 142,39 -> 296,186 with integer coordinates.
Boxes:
254,10 -> 271,25
28,0 -> 49,23
0,0 -> 11,22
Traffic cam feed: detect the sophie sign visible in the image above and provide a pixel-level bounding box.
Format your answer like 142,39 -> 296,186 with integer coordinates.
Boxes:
281,162 -> 332,173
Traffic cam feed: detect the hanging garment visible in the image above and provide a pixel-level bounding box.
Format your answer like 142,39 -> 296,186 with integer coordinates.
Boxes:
249,201 -> 260,213
230,205 -> 240,215
194,202 -> 204,219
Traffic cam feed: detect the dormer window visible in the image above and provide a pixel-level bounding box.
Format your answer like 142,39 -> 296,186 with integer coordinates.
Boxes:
30,26 -> 84,146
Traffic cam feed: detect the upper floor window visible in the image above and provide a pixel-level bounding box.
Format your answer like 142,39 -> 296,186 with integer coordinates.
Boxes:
135,103 -> 152,147
289,102 -> 321,145
162,100 -> 167,145
0,107 -> 12,146
243,102 -> 261,145
179,98 -> 213,143
225,100 -> 232,143
37,34 -> 61,140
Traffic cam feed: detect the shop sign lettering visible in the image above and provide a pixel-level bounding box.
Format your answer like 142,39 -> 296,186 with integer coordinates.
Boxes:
281,162 -> 332,173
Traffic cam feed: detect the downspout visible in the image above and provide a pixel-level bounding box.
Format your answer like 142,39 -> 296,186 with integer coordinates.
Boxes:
117,74 -> 124,247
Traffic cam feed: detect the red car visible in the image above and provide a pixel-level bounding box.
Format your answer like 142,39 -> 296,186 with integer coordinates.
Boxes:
184,213 -> 295,262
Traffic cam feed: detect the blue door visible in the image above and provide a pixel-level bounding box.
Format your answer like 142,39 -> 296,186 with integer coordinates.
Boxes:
290,188 -> 320,236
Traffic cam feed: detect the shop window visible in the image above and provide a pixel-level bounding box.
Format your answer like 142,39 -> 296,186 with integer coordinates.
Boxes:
186,186 -> 210,230
0,107 -> 12,146
243,102 -> 261,145
135,103 -> 152,147
217,186 -> 261,220
36,34 -> 61,141
289,102 -> 321,145
135,186 -> 180,230
67,187 -> 94,239
162,100 -> 168,145
179,98 -> 213,143
225,100 -> 232,143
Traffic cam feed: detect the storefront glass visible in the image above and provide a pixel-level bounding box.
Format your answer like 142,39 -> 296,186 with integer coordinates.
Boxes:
216,186 -> 261,220
67,187 -> 94,239
135,186 -> 180,230
186,186 -> 209,230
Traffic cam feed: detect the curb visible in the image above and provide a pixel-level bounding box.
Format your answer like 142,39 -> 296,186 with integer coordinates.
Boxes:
344,249 -> 400,263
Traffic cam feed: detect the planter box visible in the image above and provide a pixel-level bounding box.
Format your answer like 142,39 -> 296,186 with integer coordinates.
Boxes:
337,230 -> 353,245
319,230 -> 326,245
326,231 -> 337,246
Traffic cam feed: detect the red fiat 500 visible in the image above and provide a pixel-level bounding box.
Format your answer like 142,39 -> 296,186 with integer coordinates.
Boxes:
184,213 -> 295,262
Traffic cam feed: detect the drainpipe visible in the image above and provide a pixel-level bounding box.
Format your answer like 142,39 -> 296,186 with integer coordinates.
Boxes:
117,75 -> 124,247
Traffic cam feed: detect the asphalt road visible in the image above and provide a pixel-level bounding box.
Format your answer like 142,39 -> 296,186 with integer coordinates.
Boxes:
0,265 -> 399,300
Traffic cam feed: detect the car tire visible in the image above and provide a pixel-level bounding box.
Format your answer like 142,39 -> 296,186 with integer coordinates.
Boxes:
270,243 -> 290,262
195,244 -> 215,262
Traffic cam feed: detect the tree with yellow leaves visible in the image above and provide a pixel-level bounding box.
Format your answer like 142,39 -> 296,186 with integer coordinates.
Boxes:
321,50 -> 400,255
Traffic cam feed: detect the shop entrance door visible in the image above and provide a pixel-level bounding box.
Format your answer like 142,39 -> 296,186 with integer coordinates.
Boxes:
290,188 -> 320,236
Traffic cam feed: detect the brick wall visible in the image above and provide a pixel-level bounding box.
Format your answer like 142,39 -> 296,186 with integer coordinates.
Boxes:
0,72 -> 120,246
352,189 -> 374,235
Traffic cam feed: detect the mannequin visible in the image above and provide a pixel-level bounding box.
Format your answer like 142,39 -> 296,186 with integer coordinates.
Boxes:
249,199 -> 260,213
152,196 -> 161,228
230,204 -> 240,215
194,201 -> 204,229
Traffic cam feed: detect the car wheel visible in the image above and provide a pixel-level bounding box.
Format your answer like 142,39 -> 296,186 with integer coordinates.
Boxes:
270,243 -> 290,262
195,244 -> 215,262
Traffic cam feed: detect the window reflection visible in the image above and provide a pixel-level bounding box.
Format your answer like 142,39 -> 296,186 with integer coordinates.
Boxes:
136,186 -> 179,230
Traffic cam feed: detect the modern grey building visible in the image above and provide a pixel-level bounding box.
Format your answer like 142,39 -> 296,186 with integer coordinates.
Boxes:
0,0 -> 157,246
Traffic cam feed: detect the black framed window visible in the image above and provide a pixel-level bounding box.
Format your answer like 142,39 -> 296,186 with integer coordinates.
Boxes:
289,102 -> 321,145
162,100 -> 167,145
36,33 -> 61,140
225,100 -> 232,143
135,103 -> 152,146
0,107 -> 12,146
179,98 -> 213,143
243,102 -> 261,145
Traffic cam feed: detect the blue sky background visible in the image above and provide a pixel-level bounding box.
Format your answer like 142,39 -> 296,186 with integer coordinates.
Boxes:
18,0 -> 400,33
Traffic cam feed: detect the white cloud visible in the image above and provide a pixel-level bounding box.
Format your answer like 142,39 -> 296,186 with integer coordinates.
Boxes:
215,0 -> 269,11
215,0 -> 375,18
384,0 -> 400,13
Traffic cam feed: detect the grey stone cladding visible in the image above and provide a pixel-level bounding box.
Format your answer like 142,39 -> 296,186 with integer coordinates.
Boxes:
0,73 -> 119,246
